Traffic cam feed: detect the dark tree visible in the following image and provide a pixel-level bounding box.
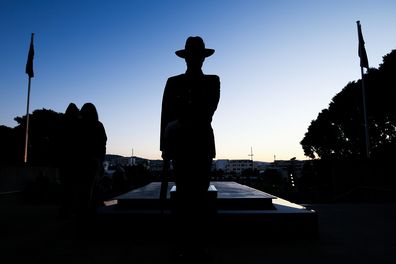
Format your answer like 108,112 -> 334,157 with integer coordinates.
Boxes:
262,168 -> 283,186
301,50 -> 396,160
0,125 -> 18,164
14,108 -> 63,165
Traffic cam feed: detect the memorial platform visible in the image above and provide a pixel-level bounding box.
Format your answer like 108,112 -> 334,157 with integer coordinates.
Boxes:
97,181 -> 318,239
115,181 -> 276,210
3,193 -> 395,263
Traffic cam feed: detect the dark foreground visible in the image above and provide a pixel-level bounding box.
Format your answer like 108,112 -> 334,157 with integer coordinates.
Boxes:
1,192 -> 396,264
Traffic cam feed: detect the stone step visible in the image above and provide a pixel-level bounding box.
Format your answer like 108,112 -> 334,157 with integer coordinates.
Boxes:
115,181 -> 275,210
98,181 -> 318,239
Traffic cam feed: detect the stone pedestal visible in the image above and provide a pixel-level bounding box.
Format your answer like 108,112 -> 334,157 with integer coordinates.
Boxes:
97,181 -> 318,239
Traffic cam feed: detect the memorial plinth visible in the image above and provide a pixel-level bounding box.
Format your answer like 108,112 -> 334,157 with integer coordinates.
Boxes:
115,181 -> 276,210
97,181 -> 318,239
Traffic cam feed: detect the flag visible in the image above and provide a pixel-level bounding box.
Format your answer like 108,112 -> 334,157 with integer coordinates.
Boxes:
357,21 -> 369,69
25,33 -> 34,78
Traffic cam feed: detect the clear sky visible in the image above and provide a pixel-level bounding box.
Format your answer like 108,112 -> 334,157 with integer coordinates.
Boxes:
1,0 -> 395,162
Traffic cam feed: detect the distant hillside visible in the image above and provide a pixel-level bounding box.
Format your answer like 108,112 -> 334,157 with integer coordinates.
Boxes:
106,154 -> 272,164
104,154 -> 127,162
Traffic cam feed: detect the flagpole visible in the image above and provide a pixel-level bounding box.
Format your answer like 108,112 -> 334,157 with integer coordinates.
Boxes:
360,66 -> 370,159
24,33 -> 34,164
356,21 -> 370,159
24,76 -> 32,163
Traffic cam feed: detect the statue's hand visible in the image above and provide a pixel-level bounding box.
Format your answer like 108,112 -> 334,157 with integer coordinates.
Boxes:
161,151 -> 168,160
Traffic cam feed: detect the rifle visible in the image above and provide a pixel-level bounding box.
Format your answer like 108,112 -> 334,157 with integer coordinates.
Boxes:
159,159 -> 170,213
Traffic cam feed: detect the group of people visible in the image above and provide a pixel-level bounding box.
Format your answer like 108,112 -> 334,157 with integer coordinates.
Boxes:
56,36 -> 218,255
59,102 -> 107,217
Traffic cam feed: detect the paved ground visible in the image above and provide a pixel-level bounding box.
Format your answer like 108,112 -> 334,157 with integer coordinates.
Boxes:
1,193 -> 396,264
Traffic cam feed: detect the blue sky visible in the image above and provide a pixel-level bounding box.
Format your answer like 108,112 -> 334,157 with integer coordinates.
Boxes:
1,0 -> 395,161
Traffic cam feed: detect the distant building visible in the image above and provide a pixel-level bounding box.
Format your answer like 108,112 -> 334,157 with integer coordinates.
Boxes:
148,159 -> 164,172
214,159 -> 229,171
254,161 -> 270,172
131,156 -> 149,167
267,159 -> 304,179
105,154 -> 285,177
226,159 -> 253,175
214,159 -> 270,175
105,154 -> 132,166
105,154 -> 167,173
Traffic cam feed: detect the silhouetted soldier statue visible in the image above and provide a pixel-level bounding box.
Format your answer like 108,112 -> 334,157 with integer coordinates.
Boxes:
160,36 -> 220,212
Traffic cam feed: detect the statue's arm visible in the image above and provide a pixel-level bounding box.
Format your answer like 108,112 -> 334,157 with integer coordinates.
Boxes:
160,79 -> 172,152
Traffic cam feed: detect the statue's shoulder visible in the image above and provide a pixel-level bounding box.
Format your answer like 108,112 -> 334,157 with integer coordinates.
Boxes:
204,74 -> 220,81
167,74 -> 185,83
204,74 -> 220,86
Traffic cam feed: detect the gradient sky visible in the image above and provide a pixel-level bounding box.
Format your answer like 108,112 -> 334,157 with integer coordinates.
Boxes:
1,0 -> 396,162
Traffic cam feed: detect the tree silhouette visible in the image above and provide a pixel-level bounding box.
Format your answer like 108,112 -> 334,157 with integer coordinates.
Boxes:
0,125 -> 18,164
301,50 -> 396,160
14,108 -> 63,165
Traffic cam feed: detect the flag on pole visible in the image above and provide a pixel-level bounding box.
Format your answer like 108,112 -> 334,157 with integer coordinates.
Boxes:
25,33 -> 34,78
357,21 -> 369,69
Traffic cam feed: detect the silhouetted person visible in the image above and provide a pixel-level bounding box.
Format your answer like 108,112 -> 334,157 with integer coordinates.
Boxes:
160,36 -> 220,257
59,103 -> 80,217
77,103 -> 107,216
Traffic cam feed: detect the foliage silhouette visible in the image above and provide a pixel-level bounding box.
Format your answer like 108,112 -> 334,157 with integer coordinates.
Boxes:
0,125 -> 17,165
0,108 -> 65,166
301,50 -> 396,160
